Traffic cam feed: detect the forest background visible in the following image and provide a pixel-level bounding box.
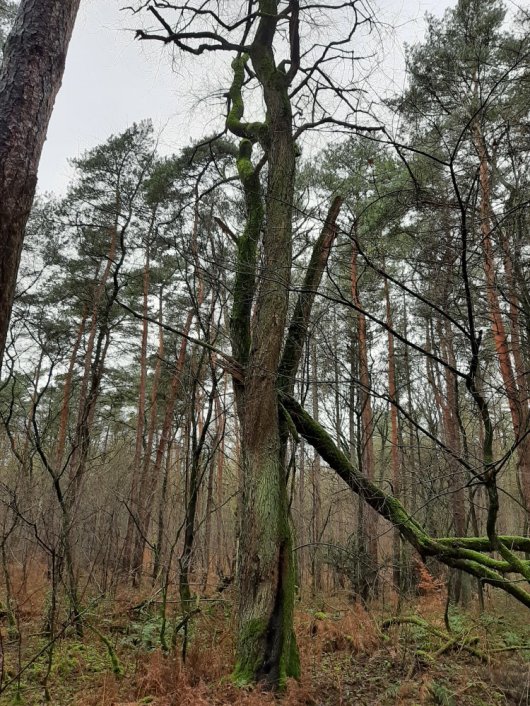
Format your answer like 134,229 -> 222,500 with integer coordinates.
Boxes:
0,0 -> 529,704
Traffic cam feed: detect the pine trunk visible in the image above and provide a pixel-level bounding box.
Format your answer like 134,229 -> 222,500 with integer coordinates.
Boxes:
384,277 -> 401,591
130,309 -> 194,584
0,0 -> 81,365
350,237 -> 378,594
474,128 -> 530,510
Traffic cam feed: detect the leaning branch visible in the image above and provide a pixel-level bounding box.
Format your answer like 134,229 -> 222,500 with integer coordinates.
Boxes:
281,393 -> 530,609
279,195 -> 343,393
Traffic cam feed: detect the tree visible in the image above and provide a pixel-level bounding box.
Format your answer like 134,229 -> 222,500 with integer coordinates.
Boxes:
398,0 -> 530,511
0,0 -> 81,369
135,0 -> 379,688
135,0 -> 530,688
0,1 -> 17,52
3,2 -> 530,698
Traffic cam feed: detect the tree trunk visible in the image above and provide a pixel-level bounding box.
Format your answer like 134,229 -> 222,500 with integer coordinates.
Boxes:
179,360 -> 216,609
231,25 -> 299,685
123,285 -> 164,574
133,245 -> 150,498
226,4 -> 341,685
202,386 -> 223,591
55,307 -> 88,470
310,339 -> 322,595
474,128 -> 530,510
350,237 -> 378,595
439,319 -> 467,603
0,0 -> 81,366
130,309 -> 194,584
214,380 -> 226,577
384,277 -> 401,592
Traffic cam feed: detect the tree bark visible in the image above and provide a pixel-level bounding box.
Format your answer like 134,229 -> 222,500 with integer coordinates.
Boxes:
384,277 -> 401,591
350,236 -> 379,593
227,13 -> 299,682
0,0 -> 81,366
474,128 -> 530,510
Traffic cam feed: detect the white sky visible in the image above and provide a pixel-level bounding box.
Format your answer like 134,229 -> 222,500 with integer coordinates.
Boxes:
37,0 -> 452,195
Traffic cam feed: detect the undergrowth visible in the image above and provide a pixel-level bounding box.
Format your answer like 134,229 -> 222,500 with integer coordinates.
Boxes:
0,586 -> 529,705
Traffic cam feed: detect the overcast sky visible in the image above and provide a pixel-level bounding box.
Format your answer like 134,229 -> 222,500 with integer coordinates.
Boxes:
37,0 -> 453,195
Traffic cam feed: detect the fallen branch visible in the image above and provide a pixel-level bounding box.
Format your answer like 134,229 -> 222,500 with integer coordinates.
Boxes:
381,616 -> 487,662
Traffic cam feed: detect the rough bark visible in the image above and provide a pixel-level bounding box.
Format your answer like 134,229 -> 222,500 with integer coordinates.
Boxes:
226,9 -> 299,682
0,0 -> 81,366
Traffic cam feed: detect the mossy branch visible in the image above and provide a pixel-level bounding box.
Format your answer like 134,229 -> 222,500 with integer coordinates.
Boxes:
281,393 -> 530,609
279,401 -> 300,443
436,535 -> 530,553
227,54 -> 268,144
229,138 -> 263,369
226,55 -> 266,371
381,616 -> 486,662
281,393 -> 432,552
85,623 -> 123,676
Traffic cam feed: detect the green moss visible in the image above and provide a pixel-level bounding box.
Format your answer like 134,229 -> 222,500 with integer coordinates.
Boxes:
236,140 -> 256,183
279,402 -> 300,443
227,55 -> 268,144
230,132 -> 263,367
9,692 -> 23,706
232,664 -> 255,687
238,618 -> 268,647
227,54 -> 248,131
277,479 -> 300,686
285,629 -> 301,681
233,449 -> 299,690
86,624 -> 124,676
232,618 -> 268,686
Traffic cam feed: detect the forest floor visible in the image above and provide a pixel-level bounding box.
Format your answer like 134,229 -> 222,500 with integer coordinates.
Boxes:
0,574 -> 529,706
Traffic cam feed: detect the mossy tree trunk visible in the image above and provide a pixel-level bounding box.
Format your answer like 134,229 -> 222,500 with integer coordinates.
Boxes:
227,6 -> 299,682
136,0 -> 350,689
224,0 -> 344,680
